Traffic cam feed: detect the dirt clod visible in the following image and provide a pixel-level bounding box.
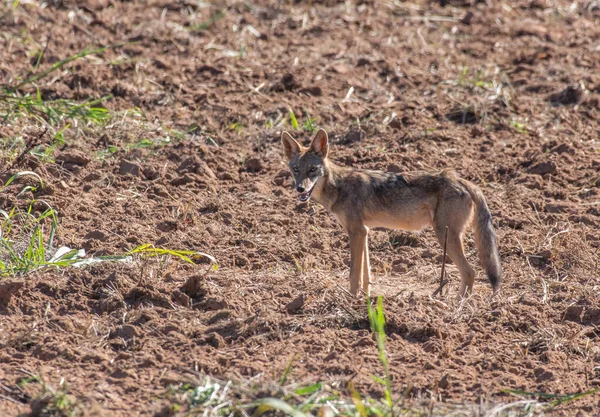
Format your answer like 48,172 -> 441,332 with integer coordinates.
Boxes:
533,367 -> 554,382
181,275 -> 206,298
55,150 -> 91,167
527,161 -> 557,176
285,294 -> 305,313
0,280 -> 24,308
119,160 -> 142,177
245,157 -> 263,173
113,324 -> 139,341
549,85 -> 583,106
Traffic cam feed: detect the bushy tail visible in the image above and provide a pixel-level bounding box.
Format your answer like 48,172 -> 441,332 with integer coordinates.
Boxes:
461,180 -> 502,291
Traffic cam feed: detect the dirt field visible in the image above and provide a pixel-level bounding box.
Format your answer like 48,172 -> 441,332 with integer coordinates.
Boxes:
1,0 -> 600,415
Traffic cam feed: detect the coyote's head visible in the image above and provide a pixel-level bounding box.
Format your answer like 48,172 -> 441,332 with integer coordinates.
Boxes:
281,129 -> 329,202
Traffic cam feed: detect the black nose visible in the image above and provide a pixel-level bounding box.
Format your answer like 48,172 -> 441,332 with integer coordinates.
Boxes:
296,185 -> 305,193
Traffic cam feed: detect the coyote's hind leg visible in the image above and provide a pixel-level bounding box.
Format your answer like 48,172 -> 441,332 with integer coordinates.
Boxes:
434,198 -> 476,298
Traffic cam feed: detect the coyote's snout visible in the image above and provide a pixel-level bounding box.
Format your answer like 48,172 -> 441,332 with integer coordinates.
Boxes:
281,129 -> 502,298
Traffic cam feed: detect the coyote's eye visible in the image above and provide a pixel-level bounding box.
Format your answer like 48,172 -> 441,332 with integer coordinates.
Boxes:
310,166 -> 317,172
293,166 -> 299,173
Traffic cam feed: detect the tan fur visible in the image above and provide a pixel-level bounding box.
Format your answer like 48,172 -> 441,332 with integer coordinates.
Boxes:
281,129 -> 502,298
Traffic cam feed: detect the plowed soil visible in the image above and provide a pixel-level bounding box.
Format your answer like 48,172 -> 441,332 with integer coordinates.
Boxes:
1,0 -> 600,415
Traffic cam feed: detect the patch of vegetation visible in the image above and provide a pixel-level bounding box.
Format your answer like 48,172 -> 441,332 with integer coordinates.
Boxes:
303,111 -> 317,133
229,121 -> 244,133
159,296 -> 599,416
0,173 -> 217,277
17,370 -> 85,417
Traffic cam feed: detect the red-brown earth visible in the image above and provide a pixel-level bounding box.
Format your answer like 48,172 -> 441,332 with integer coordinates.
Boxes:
1,0 -> 600,415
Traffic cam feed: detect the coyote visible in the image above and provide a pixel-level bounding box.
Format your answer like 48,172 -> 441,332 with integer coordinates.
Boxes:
281,129 -> 501,297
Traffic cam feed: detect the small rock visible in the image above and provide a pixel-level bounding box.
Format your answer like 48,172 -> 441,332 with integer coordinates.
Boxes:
58,181 -> 69,190
55,150 -> 91,167
285,294 -> 305,313
119,160 -> 141,177
392,264 -> 408,273
245,157 -> 263,173
527,161 -> 557,176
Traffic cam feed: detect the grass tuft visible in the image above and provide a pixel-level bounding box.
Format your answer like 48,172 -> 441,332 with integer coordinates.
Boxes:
303,111 -> 317,133
0,197 -> 218,277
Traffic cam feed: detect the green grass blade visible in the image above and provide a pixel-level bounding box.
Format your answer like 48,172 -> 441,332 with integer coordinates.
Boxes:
279,355 -> 297,385
289,108 -> 299,130
3,171 -> 44,188
294,383 -> 322,396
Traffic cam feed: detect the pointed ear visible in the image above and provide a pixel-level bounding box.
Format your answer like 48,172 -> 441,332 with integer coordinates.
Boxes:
281,131 -> 301,160
310,129 -> 329,157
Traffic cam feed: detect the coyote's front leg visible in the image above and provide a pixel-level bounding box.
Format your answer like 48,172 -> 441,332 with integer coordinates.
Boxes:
362,232 -> 371,296
348,225 -> 367,296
